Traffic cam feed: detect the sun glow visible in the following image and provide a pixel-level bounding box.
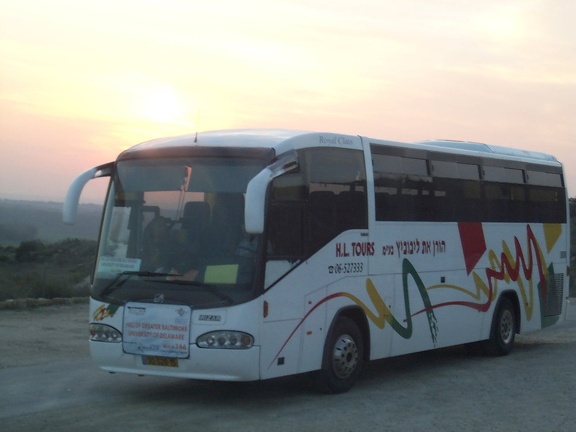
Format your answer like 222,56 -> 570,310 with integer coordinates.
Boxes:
139,86 -> 190,125
476,6 -> 524,45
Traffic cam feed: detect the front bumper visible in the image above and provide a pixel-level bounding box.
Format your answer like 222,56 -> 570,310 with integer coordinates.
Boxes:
90,341 -> 261,381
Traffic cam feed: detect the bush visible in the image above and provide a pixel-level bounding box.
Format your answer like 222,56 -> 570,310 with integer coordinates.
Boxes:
15,240 -> 47,263
0,239 -> 96,301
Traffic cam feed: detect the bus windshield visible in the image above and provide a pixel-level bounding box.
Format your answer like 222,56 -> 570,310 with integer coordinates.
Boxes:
92,156 -> 267,309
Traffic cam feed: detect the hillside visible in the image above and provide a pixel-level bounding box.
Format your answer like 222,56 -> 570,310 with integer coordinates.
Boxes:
0,199 -> 102,245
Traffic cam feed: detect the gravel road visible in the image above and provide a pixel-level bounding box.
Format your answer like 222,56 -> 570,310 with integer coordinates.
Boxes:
1,301 -> 575,432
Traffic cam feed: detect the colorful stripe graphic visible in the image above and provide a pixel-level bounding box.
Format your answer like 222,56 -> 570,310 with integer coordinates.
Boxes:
269,223 -> 562,368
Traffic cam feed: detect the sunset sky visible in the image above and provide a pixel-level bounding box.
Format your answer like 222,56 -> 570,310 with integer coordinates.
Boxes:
1,0 -> 575,203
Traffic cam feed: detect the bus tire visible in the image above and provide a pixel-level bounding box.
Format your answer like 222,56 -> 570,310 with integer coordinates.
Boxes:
317,316 -> 364,393
484,296 -> 516,356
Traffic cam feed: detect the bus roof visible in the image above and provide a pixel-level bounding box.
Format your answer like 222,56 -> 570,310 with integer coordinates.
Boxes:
122,129 -> 306,154
414,139 -> 559,163
120,129 -> 560,166
119,129 -> 365,160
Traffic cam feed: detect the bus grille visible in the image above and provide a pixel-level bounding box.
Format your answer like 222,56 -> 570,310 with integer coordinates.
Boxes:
545,273 -> 564,317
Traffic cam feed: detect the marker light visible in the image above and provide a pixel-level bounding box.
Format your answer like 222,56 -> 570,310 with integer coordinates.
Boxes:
197,331 -> 254,349
90,323 -> 122,342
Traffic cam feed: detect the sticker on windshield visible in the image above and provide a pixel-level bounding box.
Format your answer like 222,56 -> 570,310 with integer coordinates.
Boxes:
204,264 -> 239,284
97,256 -> 141,277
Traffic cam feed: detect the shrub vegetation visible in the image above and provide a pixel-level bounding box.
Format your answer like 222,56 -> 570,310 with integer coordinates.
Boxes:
0,239 -> 96,301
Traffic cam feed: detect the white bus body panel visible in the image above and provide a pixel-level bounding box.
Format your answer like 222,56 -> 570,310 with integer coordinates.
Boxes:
89,299 -> 262,381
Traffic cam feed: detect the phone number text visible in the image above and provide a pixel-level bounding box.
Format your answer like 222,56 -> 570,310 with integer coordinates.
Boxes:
328,262 -> 364,274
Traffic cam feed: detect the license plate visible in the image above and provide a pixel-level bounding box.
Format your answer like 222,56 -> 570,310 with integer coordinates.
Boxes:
142,356 -> 179,367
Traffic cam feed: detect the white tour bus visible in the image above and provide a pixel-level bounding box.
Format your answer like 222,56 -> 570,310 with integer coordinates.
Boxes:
64,129 -> 570,393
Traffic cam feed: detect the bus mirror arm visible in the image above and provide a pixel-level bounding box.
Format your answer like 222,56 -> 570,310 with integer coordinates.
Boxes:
245,168 -> 271,234
245,151 -> 298,234
62,162 -> 114,225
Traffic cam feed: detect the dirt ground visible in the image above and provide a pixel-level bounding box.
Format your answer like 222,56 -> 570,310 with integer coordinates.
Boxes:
1,301 -> 575,432
0,304 -> 90,369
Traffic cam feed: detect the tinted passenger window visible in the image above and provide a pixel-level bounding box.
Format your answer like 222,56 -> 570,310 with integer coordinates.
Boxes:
371,144 -> 566,224
268,147 -> 368,260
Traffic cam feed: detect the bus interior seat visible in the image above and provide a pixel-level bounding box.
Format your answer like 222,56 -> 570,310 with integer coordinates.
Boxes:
268,202 -> 304,258
375,193 -> 390,220
171,201 -> 210,258
182,201 -> 210,234
210,194 -> 245,255
337,190 -> 367,230
308,191 -> 337,252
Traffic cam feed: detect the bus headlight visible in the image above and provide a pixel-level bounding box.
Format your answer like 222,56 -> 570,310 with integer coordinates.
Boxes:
197,331 -> 254,349
90,323 -> 122,342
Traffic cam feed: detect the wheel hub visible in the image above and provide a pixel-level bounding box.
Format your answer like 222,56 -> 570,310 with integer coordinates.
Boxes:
331,334 -> 359,379
500,309 -> 514,344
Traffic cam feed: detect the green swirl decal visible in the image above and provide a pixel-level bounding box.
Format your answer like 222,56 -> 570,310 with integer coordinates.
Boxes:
342,258 -> 438,344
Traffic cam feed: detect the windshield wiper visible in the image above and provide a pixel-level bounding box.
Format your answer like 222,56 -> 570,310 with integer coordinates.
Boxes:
164,279 -> 234,304
164,279 -> 214,288
124,271 -> 179,278
100,270 -> 181,296
99,270 -> 234,306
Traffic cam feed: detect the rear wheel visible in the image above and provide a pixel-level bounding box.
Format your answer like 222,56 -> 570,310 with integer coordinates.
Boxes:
484,296 -> 516,356
317,316 -> 364,393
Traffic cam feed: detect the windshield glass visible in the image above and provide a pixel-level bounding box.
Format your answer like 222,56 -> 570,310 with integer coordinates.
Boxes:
92,156 -> 267,308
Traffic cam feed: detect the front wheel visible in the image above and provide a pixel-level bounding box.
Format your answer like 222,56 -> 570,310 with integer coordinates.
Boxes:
317,316 -> 364,393
484,296 -> 516,356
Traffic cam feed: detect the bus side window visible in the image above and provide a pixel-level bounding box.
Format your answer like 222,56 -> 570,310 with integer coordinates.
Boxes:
308,191 -> 338,254
267,202 -> 305,260
267,147 -> 367,261
265,200 -> 305,288
337,190 -> 368,231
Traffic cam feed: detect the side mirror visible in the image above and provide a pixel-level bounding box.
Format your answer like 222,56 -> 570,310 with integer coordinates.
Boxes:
63,163 -> 113,224
244,152 -> 298,234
